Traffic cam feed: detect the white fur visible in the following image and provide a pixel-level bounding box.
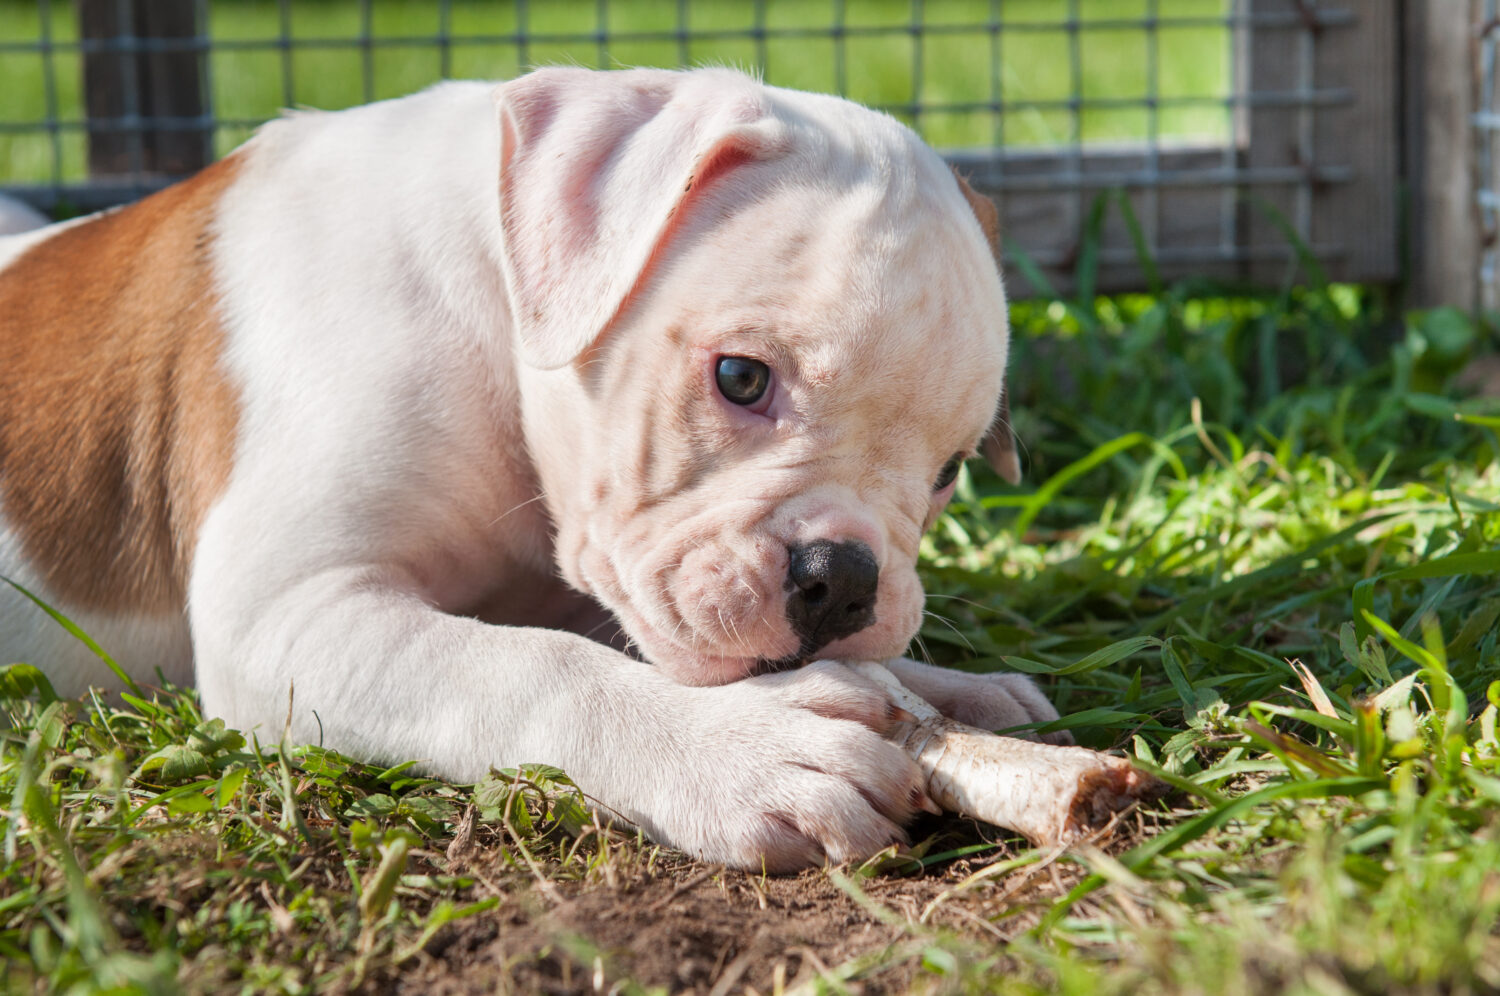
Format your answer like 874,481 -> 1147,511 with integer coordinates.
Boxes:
0,70 -> 1059,870
0,525 -> 193,691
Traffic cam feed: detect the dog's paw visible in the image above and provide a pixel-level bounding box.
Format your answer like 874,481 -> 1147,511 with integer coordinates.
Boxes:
946,672 -> 1073,745
655,661 -> 926,871
751,658 -> 912,733
877,658 -> 1072,745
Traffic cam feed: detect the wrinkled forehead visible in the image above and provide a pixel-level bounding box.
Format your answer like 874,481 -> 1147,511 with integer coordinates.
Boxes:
656,162 -> 1009,414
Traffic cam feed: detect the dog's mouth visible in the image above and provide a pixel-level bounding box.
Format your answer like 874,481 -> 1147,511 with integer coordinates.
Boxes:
611,604 -> 807,684
750,653 -> 809,676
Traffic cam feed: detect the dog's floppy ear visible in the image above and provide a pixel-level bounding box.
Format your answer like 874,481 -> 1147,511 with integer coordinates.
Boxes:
496,68 -> 787,369
979,389 -> 1021,485
951,168 -> 1021,485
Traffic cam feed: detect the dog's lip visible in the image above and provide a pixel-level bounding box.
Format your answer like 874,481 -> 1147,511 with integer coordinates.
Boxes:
618,608 -> 801,682
750,654 -> 808,676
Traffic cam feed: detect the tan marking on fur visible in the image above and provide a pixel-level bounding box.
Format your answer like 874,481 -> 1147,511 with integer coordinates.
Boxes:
952,168 -> 1001,256
950,168 -> 1020,484
0,156 -> 242,614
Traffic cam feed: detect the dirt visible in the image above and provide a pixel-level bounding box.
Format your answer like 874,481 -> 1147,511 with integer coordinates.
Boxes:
383,817 -> 1098,995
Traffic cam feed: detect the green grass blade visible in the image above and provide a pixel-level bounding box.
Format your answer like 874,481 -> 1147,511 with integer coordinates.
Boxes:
1352,550 -> 1500,641
1112,188 -> 1163,296
1012,433 -> 1187,538
1002,238 -> 1060,300
1038,776 -> 1385,933
1074,193 -> 1109,310
0,574 -> 142,696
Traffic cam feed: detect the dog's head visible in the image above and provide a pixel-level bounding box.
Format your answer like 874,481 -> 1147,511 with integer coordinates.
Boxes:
498,67 -> 1018,685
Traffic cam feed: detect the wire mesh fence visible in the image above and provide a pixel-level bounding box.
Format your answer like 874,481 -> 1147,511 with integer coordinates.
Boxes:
0,0 -> 1401,294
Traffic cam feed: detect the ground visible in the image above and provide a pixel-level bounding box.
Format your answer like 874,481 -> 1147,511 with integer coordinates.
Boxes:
385,813 -> 1148,995
4,280 -> 1500,994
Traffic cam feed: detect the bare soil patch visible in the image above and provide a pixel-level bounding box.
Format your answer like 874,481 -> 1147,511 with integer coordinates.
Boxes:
384,817 -> 1100,994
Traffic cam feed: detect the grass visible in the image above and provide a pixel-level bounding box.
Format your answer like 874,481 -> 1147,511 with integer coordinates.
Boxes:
0,0 -> 1230,186
3,184 -> 1500,992
6,5 -> 1493,992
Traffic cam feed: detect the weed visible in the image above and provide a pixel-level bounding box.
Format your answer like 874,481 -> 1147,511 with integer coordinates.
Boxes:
4,198 -> 1500,990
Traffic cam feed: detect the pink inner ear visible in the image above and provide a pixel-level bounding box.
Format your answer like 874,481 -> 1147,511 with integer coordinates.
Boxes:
496,69 -> 785,369
687,141 -> 758,194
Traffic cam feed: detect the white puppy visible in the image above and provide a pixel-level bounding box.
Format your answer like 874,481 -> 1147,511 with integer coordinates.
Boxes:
0,68 -> 1060,870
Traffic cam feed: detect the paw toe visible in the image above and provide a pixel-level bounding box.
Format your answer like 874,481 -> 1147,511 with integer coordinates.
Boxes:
950,672 -> 1067,739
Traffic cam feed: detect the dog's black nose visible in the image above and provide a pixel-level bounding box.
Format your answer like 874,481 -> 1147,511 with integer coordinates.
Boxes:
785,539 -> 879,653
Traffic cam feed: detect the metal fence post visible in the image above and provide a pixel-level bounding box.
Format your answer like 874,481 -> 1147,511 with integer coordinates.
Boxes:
78,0 -> 210,179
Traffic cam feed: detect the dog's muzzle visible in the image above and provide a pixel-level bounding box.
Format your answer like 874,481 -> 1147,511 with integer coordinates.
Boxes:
785,539 -> 879,655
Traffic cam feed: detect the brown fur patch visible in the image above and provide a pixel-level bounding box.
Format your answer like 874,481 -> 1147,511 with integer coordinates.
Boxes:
0,156 -> 242,614
951,167 -> 1000,255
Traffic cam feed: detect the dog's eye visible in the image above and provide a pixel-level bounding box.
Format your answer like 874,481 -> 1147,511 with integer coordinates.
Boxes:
933,454 -> 964,492
716,356 -> 771,406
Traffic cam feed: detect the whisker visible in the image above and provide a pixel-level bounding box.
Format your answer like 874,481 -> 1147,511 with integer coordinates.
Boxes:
910,633 -> 935,666
920,609 -> 976,654
486,492 -> 549,529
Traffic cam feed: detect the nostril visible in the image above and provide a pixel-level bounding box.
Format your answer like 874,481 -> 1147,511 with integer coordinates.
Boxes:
785,539 -> 881,652
788,541 -> 836,593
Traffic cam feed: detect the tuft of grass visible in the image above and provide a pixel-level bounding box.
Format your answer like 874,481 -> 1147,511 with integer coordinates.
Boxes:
0,665 -> 659,992
4,192 -> 1500,992
892,200 -> 1500,992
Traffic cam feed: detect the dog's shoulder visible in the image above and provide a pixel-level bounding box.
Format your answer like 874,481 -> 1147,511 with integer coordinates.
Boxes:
0,155 -> 244,616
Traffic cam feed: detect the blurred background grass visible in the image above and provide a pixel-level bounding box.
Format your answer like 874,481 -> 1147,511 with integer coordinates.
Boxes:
0,0 -> 1229,185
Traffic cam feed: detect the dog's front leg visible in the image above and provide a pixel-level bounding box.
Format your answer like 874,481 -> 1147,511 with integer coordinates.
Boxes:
190,565 -> 926,871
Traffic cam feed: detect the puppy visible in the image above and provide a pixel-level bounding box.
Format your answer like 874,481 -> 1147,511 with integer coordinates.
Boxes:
0,68 -> 1060,870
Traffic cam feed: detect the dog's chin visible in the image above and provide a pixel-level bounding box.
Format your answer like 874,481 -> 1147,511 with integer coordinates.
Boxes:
656,649 -> 779,687
749,652 -> 809,676
616,612 -> 799,686
621,608 -> 925,685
